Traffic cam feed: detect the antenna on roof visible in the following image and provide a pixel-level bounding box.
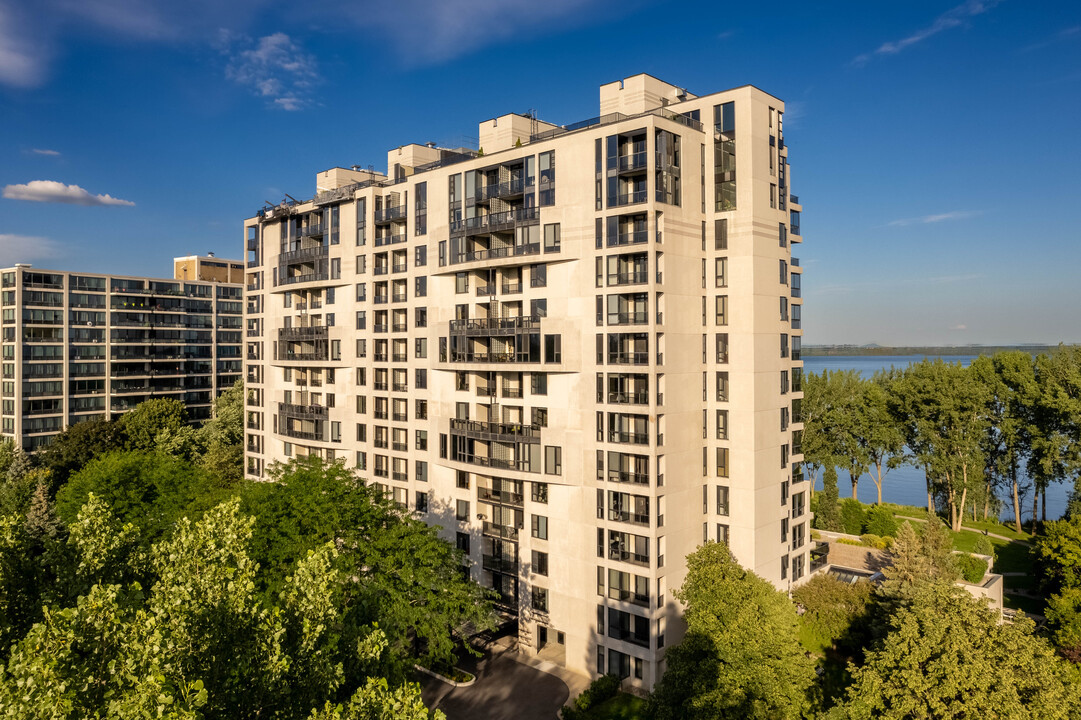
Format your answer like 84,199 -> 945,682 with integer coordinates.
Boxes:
284,194 -> 297,203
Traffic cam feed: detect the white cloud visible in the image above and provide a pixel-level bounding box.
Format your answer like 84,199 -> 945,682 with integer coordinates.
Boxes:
853,0 -> 1003,66
225,32 -> 318,111
0,234 -> 64,265
888,210 -> 980,227
0,1 -> 50,87
950,324 -> 968,331
2,180 -> 135,206
30,148 -> 60,156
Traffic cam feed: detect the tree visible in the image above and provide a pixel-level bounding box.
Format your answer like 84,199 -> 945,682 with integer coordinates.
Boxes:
1045,587 -> 1081,662
648,542 -> 815,720
37,417 -> 126,490
245,457 -> 496,671
831,370 -> 870,500
1034,514 -> 1081,596
198,379 -> 245,484
800,370 -> 833,494
0,497 -> 443,719
829,583 -> 1081,719
861,371 -> 907,505
120,397 -> 188,452
816,466 -> 843,532
1030,346 -> 1081,526
791,572 -> 874,657
56,450 -> 230,551
877,518 -> 958,608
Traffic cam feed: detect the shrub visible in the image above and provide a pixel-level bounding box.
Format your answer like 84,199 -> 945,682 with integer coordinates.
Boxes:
836,538 -> 863,546
859,533 -> 890,550
863,505 -> 899,538
956,553 -> 987,584
840,499 -> 866,536
973,535 -> 996,559
562,674 -> 621,718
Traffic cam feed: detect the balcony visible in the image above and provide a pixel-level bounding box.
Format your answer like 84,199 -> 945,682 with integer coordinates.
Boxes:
501,282 -> 522,294
450,418 -> 541,443
482,522 -> 519,540
278,402 -> 329,420
608,548 -> 649,567
609,430 -> 648,445
478,487 -> 524,506
608,391 -> 649,405
279,245 -> 328,264
608,312 -> 649,326
617,152 -> 648,173
612,191 -> 647,207
374,204 -> 407,223
608,588 -> 650,608
278,326 -> 328,342
476,177 -> 526,201
449,315 -> 540,336
450,206 -> 540,237
608,470 -> 649,485
278,272 -> 329,287
375,234 -> 407,247
607,351 -> 649,366
607,270 -> 648,286
392,263 -> 408,273
481,554 -> 519,574
608,508 -> 650,526
476,284 -> 496,297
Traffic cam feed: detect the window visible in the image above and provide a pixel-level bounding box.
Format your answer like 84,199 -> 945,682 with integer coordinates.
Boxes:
717,485 -> 730,516
415,245 -> 427,266
532,587 -> 549,612
532,407 -> 548,427
716,371 -> 729,401
716,409 -> 729,440
415,307 -> 427,327
532,550 -> 549,576
416,491 -> 429,513
455,272 -> 467,293
715,257 -> 727,288
415,430 -> 428,450
532,514 -> 549,540
456,532 -> 470,553
544,223 -> 561,253
544,335 -> 561,363
415,399 -> 428,419
716,447 -> 729,478
779,259 -> 788,284
545,446 -> 562,475
532,372 -> 548,395
715,295 -> 728,326
715,218 -> 728,250
455,500 -> 469,522
415,369 -> 427,389
531,298 -> 547,318
415,276 -> 427,297
356,311 -> 366,330
531,263 -> 547,288
532,482 -> 549,504
781,334 -> 789,359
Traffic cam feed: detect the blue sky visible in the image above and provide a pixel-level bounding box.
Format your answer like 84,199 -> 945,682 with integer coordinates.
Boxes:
1,0 -> 1078,346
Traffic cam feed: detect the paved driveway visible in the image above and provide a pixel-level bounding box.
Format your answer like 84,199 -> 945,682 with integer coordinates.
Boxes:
420,645 -> 573,720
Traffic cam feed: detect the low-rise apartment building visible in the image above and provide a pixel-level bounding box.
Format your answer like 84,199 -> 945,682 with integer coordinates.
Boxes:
1,259 -> 243,450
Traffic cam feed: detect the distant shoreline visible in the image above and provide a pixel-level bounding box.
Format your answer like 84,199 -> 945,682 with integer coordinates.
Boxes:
803,344 -> 1070,357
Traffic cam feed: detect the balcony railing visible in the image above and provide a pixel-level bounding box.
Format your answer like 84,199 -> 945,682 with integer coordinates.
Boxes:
477,284 -> 496,297
279,245 -> 328,264
501,282 -> 522,294
608,548 -> 649,567
607,352 -> 649,365
375,234 -> 406,247
608,311 -> 649,326
608,469 -> 649,485
476,177 -> 526,201
608,391 -> 649,405
481,554 -> 519,574
374,205 -> 407,223
608,509 -> 650,526
613,191 -> 647,207
450,206 -> 540,237
278,326 -> 328,342
298,223 -> 325,239
450,418 -> 541,443
608,270 -> 648,286
278,402 -> 329,420
478,487 -> 524,506
617,152 -> 648,172
609,430 -> 649,445
449,315 -> 540,336
482,522 -> 519,540
608,588 -> 650,608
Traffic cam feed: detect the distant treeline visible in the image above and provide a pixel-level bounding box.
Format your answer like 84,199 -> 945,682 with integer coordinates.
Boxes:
804,345 -> 1066,357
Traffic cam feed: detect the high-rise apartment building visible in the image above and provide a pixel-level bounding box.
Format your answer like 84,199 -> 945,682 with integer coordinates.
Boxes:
1,260 -> 244,450
244,74 -> 806,690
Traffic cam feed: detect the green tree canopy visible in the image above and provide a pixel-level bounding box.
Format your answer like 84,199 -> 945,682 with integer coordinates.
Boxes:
120,397 -> 189,452
648,542 -> 815,719
829,583 -> 1081,720
37,417 -> 127,490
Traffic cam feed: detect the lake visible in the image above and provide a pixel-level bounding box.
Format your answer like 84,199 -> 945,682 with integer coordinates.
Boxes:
801,354 -> 1072,522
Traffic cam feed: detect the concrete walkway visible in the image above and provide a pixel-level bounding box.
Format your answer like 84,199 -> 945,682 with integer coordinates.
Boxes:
420,639 -> 591,720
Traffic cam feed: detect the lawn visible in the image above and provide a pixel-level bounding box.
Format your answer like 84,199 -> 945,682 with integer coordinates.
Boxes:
587,693 -> 648,720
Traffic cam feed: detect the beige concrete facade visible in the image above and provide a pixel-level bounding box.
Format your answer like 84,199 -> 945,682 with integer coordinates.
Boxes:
243,74 -> 807,691
174,255 -> 246,284
1,262 -> 243,451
